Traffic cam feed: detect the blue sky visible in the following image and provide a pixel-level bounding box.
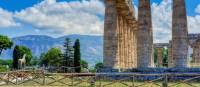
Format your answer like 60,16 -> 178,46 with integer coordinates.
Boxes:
0,0 -> 198,16
0,0 -> 200,43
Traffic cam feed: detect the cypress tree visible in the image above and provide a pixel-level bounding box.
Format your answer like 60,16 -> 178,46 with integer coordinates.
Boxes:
13,45 -> 20,69
74,39 -> 81,73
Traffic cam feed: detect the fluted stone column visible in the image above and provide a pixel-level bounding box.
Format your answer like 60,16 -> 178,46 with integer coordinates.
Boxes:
137,0 -> 154,68
172,0 -> 189,68
118,16 -> 123,68
191,40 -> 200,67
124,19 -> 128,68
157,48 -> 163,67
103,0 -> 138,69
127,27 -> 131,68
132,29 -> 137,67
103,0 -> 118,68
168,47 -> 173,67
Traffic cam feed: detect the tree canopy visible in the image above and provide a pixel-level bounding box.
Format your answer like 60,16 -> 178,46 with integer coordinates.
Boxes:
0,35 -> 13,55
40,48 -> 62,67
81,60 -> 88,69
12,45 -> 33,69
95,62 -> 103,70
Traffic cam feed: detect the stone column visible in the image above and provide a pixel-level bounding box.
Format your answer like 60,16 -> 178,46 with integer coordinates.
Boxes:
172,0 -> 189,68
103,0 -> 118,68
132,29 -> 137,68
157,48 -> 163,67
118,16 -> 123,68
168,47 -> 173,67
137,0 -> 154,68
116,15 -> 120,68
124,19 -> 128,68
121,17 -> 125,68
127,26 -> 131,68
191,41 -> 200,67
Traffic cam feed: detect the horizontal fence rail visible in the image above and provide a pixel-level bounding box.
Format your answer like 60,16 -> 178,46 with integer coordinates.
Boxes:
0,70 -> 200,87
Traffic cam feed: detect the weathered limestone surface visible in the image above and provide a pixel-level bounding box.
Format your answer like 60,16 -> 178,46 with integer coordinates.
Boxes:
103,0 -> 118,68
167,41 -> 174,68
103,0 -> 137,69
172,0 -> 189,68
137,0 -> 154,68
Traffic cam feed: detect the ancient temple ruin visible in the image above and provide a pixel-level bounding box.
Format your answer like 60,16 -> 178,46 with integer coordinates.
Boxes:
103,0 -> 137,69
103,0 -> 190,69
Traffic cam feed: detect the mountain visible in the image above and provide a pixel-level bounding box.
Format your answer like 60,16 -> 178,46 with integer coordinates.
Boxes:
0,35 -> 103,66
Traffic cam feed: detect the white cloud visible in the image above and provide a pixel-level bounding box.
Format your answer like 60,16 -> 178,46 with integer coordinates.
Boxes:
14,0 -> 104,36
0,0 -> 200,43
150,1 -> 200,43
188,15 -> 200,33
195,5 -> 200,14
151,0 -> 172,43
0,8 -> 19,28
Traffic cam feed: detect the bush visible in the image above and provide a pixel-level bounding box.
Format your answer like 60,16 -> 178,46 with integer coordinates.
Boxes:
0,66 -> 9,72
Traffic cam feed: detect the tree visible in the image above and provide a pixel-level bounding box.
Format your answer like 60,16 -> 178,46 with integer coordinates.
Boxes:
95,62 -> 103,70
0,59 -> 12,67
12,45 -> 33,69
30,56 -> 40,66
81,60 -> 88,69
0,35 -> 13,55
39,53 -> 48,67
63,38 -> 74,72
41,48 -> 62,67
162,48 -> 168,67
74,39 -> 81,73
154,48 -> 158,66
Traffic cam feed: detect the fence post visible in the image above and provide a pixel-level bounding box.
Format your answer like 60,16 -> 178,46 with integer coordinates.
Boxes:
6,72 -> 9,85
71,74 -> 74,87
16,72 -> 18,85
90,76 -> 95,87
42,68 -> 45,86
162,74 -> 168,87
132,75 -> 135,87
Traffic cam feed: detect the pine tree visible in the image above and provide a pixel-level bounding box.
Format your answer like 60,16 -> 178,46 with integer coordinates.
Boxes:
74,39 -> 81,73
63,38 -> 74,72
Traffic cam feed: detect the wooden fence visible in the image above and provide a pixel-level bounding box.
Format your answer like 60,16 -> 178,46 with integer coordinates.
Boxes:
0,70 -> 200,87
